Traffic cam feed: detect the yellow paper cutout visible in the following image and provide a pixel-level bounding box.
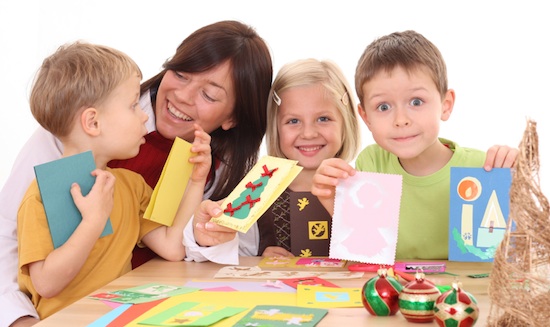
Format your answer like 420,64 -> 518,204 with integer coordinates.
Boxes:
211,156 -> 302,233
144,137 -> 194,226
124,291 -> 296,327
296,284 -> 363,308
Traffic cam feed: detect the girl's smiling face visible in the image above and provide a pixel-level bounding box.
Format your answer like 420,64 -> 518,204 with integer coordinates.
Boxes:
277,83 -> 343,171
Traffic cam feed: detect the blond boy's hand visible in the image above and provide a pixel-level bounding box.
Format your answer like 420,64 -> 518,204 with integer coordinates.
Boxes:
193,199 -> 237,247
70,169 -> 115,232
483,145 -> 518,171
189,124 -> 212,182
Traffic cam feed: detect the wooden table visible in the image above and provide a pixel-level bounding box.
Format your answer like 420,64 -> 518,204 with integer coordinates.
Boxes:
35,257 -> 494,326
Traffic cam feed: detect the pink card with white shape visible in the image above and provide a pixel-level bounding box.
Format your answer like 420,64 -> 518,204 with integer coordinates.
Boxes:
330,172 -> 402,265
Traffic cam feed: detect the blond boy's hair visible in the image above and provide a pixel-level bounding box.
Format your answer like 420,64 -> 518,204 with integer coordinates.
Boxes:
266,58 -> 360,162
355,30 -> 448,105
30,41 -> 142,137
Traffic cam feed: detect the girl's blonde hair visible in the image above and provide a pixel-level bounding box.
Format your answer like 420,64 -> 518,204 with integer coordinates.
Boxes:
266,58 -> 360,162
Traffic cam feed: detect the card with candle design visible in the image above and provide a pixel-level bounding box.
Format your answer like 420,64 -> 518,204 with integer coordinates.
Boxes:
449,167 -> 512,261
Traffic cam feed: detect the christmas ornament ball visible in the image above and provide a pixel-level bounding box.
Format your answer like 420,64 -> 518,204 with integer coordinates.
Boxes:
398,272 -> 442,323
434,282 -> 479,327
361,268 -> 404,316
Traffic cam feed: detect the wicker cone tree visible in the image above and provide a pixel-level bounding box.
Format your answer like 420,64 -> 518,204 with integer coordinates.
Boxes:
487,119 -> 550,326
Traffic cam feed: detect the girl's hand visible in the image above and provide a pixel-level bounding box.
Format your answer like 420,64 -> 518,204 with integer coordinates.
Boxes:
262,246 -> 294,258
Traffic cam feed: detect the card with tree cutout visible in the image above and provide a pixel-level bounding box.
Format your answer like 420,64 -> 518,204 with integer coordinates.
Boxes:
211,156 -> 302,233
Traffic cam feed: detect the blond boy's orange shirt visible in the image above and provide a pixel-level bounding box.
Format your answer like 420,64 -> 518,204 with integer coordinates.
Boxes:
17,168 -> 162,319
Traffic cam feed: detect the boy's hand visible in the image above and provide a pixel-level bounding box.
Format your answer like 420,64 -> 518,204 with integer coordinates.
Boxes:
193,199 -> 237,247
311,158 -> 355,198
70,169 -> 115,232
262,246 -> 294,258
483,145 -> 518,171
189,124 -> 212,182
311,158 -> 355,216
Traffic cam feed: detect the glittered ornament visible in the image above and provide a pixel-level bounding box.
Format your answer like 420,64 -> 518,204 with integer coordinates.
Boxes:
398,271 -> 442,323
434,281 -> 479,327
361,268 -> 404,316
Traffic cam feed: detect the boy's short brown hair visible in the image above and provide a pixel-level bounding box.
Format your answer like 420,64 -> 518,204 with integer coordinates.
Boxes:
355,30 -> 448,105
30,41 -> 142,137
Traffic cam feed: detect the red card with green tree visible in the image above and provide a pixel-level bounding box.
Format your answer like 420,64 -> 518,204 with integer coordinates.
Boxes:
211,156 -> 302,233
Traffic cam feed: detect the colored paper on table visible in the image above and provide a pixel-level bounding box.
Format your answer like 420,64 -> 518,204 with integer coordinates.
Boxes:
106,299 -> 166,327
259,256 -> 346,269
144,137 -> 194,226
449,167 -> 512,262
138,302 -> 247,326
233,305 -> 328,327
211,156 -> 302,233
289,191 -> 331,257
184,280 -> 296,293
281,276 -> 340,289
330,172 -> 402,265
296,284 -> 362,308
120,291 -> 297,327
89,283 -> 198,304
87,304 -> 132,327
34,151 -> 113,249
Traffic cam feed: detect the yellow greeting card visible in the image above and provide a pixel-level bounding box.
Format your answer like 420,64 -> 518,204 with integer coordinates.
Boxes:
144,137 -> 195,226
211,156 -> 302,233
296,284 -> 363,308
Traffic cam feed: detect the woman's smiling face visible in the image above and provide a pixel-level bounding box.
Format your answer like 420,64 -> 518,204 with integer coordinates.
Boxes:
154,60 -> 236,141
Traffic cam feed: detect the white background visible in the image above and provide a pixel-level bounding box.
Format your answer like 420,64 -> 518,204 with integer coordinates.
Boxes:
1,1 -> 548,194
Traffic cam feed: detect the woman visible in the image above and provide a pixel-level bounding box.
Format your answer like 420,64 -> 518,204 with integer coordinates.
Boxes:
0,20 -> 272,327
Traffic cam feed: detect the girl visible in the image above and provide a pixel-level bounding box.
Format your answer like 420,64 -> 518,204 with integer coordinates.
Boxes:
185,58 -> 361,262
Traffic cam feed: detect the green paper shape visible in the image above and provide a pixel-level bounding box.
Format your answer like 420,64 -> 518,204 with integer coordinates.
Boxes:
233,305 -> 328,327
138,302 -> 247,326
34,151 -> 112,248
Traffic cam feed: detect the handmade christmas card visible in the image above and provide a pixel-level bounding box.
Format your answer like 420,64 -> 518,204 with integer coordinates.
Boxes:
89,283 -> 198,304
144,137 -> 195,226
34,151 -> 113,248
296,284 -> 363,308
289,191 -> 331,257
211,156 -> 302,233
449,167 -> 512,262
330,172 -> 402,265
233,305 -> 328,327
138,302 -> 247,326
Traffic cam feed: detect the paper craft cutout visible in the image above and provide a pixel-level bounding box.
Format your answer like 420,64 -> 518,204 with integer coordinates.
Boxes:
331,171 -> 402,265
296,284 -> 363,308
114,291 -> 297,327
233,305 -> 328,327
89,283 -> 198,304
34,151 -> 113,248
144,137 -> 194,226
259,256 -> 346,270
184,280 -> 296,293
290,192 -> 332,256
214,265 -> 363,279
281,276 -> 340,289
138,302 -> 247,326
211,156 -> 302,233
449,167 -> 512,262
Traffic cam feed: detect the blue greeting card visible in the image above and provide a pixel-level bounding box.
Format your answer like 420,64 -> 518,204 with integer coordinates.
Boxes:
449,167 -> 512,261
34,151 -> 113,248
